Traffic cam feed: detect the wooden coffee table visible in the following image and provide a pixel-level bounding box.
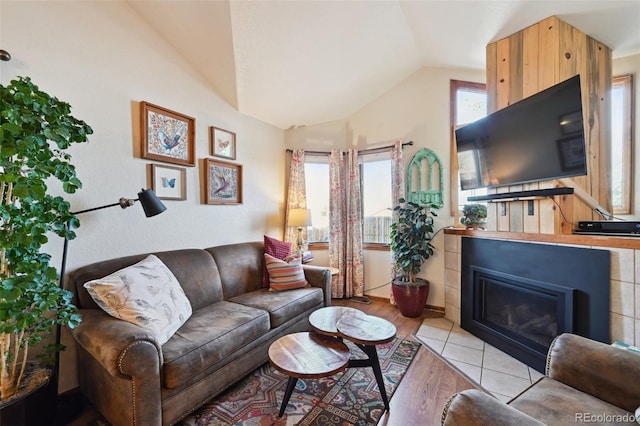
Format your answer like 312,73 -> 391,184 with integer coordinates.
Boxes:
268,331 -> 350,418
309,306 -> 397,410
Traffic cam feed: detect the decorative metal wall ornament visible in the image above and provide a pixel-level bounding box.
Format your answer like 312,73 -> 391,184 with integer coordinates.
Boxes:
407,148 -> 444,208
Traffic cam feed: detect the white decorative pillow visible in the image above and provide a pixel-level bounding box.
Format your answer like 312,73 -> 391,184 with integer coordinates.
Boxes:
83,254 -> 192,345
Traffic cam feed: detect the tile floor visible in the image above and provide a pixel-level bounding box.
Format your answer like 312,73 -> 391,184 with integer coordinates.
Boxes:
415,317 -> 545,402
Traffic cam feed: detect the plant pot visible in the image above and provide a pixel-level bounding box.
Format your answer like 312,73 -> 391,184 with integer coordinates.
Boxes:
0,363 -> 52,425
465,222 -> 486,230
392,278 -> 429,318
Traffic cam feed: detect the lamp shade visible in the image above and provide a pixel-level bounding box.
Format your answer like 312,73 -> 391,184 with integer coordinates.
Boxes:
288,208 -> 312,227
138,188 -> 167,217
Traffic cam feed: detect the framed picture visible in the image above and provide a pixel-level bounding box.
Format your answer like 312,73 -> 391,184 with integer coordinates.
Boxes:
204,158 -> 243,204
141,101 -> 195,166
150,164 -> 186,200
210,126 -> 236,160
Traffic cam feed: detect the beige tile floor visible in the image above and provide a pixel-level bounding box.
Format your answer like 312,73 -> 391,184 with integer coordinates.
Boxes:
415,317 -> 545,402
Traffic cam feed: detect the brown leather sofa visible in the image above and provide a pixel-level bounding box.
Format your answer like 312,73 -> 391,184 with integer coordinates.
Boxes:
441,333 -> 640,425
67,241 -> 332,426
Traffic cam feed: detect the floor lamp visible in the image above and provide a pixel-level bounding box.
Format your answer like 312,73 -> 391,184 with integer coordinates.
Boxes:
54,188 -> 167,425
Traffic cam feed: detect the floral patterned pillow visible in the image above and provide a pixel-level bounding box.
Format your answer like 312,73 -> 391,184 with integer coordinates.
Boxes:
83,254 -> 192,345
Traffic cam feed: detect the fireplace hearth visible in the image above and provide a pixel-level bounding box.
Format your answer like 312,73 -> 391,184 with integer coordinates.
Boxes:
461,238 -> 610,372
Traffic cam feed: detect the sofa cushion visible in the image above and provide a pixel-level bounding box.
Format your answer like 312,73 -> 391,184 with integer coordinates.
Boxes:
228,287 -> 323,328
83,254 -> 192,345
263,235 -> 292,287
509,377 -> 634,424
161,300 -> 270,388
264,253 -> 308,291
206,242 -> 265,299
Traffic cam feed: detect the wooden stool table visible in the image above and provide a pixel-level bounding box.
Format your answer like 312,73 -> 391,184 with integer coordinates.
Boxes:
268,332 -> 350,418
309,306 -> 397,410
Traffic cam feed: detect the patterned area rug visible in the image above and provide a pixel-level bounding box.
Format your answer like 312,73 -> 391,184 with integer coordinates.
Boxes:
178,338 -> 420,426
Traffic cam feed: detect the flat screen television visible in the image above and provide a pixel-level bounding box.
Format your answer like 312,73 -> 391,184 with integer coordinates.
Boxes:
456,75 -> 586,191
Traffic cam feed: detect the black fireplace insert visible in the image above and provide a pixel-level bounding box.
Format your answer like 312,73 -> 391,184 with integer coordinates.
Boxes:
461,238 -> 610,373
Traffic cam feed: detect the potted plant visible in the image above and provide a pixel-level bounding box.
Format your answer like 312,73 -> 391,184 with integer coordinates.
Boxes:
0,76 -> 90,401
460,203 -> 487,229
390,198 -> 439,317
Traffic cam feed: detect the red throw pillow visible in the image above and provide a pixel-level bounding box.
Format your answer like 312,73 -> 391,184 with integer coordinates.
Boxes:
263,235 -> 292,287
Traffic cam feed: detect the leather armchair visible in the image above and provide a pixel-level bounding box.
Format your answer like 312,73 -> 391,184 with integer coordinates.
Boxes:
442,333 -> 640,425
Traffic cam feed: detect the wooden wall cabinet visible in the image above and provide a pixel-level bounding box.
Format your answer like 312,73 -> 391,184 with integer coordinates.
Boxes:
485,16 -> 612,234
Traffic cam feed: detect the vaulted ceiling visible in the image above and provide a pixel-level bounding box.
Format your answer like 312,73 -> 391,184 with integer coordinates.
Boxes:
127,1 -> 640,129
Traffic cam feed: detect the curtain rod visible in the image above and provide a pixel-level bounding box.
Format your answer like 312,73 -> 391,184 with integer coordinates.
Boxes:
286,141 -> 413,156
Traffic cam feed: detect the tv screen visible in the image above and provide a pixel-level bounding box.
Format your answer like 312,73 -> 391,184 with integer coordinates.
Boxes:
456,75 -> 586,191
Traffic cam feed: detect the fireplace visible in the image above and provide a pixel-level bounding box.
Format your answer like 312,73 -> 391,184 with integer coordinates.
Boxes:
461,238 -> 610,373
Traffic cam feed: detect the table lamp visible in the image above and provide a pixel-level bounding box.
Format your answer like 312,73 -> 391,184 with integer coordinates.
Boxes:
288,208 -> 312,254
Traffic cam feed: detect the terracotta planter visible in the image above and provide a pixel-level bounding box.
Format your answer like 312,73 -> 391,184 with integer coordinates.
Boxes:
392,278 -> 429,318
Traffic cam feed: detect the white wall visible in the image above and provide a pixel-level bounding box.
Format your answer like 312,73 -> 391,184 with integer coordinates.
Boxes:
286,66 -> 486,306
613,53 -> 640,219
1,2 -> 285,392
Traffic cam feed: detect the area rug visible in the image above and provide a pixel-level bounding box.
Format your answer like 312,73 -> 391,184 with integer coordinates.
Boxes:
177,337 -> 420,426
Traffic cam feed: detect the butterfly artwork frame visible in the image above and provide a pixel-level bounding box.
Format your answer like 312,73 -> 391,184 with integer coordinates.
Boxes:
141,101 -> 195,166
204,158 -> 243,205
209,126 -> 236,160
150,163 -> 187,200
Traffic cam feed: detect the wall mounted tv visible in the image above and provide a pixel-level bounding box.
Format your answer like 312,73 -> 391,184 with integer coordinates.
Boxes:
456,75 -> 586,191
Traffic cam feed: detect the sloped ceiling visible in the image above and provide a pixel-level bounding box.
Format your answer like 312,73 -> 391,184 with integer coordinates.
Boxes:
127,0 -> 640,130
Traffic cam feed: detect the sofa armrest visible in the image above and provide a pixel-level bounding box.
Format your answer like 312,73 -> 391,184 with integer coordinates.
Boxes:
442,389 -> 544,426
70,309 -> 164,377
303,265 -> 332,306
547,333 -> 640,412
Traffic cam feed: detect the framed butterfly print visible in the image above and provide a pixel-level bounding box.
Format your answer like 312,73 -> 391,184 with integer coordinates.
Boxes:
150,164 -> 186,200
204,158 -> 243,205
141,102 -> 195,166
210,126 -> 236,160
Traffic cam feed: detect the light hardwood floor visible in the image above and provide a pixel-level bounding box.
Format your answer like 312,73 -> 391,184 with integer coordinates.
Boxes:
332,298 -> 480,426
67,298 -> 480,425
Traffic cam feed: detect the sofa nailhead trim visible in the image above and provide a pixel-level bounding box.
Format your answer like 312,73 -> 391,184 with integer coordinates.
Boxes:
545,334 -> 561,377
118,340 -> 161,426
441,393 -> 458,425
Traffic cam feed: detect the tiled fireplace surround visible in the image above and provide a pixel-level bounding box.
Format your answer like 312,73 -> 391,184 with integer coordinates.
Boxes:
443,233 -> 640,348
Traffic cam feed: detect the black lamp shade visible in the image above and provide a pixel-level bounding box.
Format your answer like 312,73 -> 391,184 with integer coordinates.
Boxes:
138,188 -> 167,217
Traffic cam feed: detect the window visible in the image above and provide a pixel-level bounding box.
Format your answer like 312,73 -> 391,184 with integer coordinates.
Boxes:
611,75 -> 634,214
304,151 -> 393,247
304,156 -> 330,244
361,153 -> 392,245
450,80 -> 487,222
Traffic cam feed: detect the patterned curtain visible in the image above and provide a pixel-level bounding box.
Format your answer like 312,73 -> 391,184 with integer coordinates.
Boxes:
328,150 -> 345,297
328,149 -> 364,298
345,149 -> 364,298
390,141 -> 405,304
285,149 -> 306,245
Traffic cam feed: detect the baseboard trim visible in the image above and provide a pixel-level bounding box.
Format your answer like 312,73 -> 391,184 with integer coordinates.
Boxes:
361,295 -> 445,313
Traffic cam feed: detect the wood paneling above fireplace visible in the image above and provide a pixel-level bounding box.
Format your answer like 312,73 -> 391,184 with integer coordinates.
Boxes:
483,16 -> 612,235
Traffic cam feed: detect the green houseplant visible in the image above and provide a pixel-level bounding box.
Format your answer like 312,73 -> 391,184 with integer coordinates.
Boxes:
0,76 -> 90,400
460,203 -> 487,229
390,198 -> 439,317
